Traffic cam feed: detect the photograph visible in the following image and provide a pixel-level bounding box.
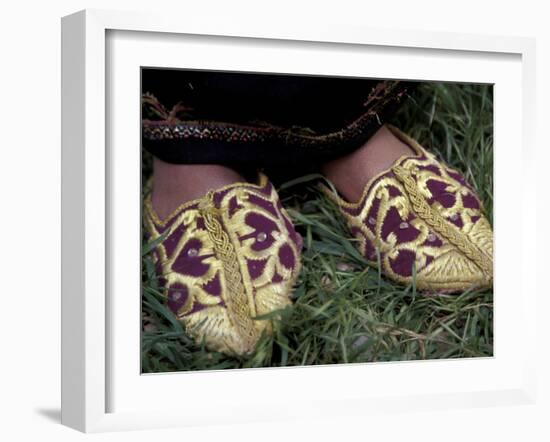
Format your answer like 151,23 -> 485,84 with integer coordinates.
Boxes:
140,68 -> 494,372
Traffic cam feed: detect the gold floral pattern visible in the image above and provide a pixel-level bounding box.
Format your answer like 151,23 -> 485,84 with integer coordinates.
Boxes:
144,174 -> 302,355
322,125 -> 493,292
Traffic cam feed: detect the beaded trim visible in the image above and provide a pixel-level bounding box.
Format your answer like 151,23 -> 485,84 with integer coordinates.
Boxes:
141,81 -> 410,152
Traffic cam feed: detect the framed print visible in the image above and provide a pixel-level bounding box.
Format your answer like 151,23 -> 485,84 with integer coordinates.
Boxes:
61,9 -> 537,433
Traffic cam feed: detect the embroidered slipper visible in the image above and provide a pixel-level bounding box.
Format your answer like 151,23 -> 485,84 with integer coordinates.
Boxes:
321,125 -> 493,292
143,173 -> 303,355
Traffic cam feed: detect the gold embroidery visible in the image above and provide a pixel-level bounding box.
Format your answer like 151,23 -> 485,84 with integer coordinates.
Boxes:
392,165 -> 492,277
199,192 -> 259,350
320,126 -> 493,292
143,173 -> 301,354
144,174 -> 270,228
144,207 -> 222,317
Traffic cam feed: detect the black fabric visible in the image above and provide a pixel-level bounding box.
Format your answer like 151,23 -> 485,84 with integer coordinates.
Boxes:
141,68 -> 416,167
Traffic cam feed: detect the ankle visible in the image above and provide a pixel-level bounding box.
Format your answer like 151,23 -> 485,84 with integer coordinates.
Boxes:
151,159 -> 245,220
322,125 -> 413,203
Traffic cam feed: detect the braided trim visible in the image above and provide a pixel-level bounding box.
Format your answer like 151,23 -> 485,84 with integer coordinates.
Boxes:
392,165 -> 492,277
199,192 -> 259,349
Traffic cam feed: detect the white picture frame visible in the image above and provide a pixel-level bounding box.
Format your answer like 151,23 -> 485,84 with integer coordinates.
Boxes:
61,9 -> 537,433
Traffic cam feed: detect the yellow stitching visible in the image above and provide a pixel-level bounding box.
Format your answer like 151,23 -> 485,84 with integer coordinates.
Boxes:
199,191 -> 259,350
318,125 -> 426,209
143,178 -> 301,353
392,164 -> 492,277
335,176 -> 491,292
218,189 -> 259,320
223,186 -> 301,289
145,173 -> 269,228
320,125 -> 493,291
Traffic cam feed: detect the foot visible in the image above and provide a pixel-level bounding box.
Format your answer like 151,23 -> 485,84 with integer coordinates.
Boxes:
151,158 -> 245,221
320,125 -> 493,292
144,172 -> 303,355
321,125 -> 413,203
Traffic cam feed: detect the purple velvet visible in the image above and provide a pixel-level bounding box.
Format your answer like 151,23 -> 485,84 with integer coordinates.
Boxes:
203,273 -> 222,297
247,258 -> 268,280
212,190 -> 226,207
163,223 -> 186,258
256,180 -> 272,196
381,207 -> 420,243
171,238 -> 212,277
247,193 -> 279,218
283,214 -> 302,249
196,216 -> 206,230
418,164 -> 440,175
241,212 -> 278,251
272,272 -> 283,283
363,236 -> 377,260
447,170 -> 468,186
147,174 -> 302,324
448,214 -> 464,229
389,249 -> 416,277
423,234 -> 443,247
156,274 -> 167,291
423,255 -> 434,269
277,200 -> 303,250
166,283 -> 189,314
364,197 -> 381,229
462,192 -> 480,209
343,204 -> 362,218
228,195 -> 243,218
387,185 -> 401,198
188,300 -> 209,314
333,145 -> 486,281
426,180 -> 456,208
278,244 -> 295,269
381,209 -> 397,241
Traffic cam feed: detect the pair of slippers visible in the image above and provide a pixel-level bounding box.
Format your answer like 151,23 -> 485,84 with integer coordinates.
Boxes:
143,126 -> 493,355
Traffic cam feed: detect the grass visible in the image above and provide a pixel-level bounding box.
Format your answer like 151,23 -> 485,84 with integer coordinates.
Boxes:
141,81 -> 493,373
